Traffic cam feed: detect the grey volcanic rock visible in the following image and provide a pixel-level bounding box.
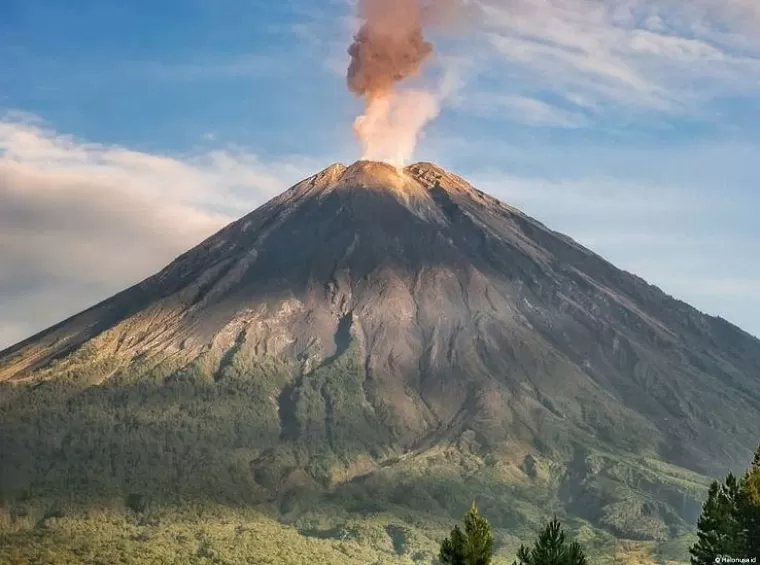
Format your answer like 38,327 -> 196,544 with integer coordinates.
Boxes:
1,160 -> 759,546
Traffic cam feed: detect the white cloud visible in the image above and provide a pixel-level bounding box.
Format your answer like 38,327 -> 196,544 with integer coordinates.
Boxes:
452,92 -> 588,127
459,0 -> 760,117
0,116 -> 320,349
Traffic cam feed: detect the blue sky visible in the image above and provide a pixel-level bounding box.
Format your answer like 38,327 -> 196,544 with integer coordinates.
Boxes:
1,0 -> 759,348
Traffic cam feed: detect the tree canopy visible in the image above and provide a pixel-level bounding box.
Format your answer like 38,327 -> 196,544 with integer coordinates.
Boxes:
690,443 -> 760,565
512,517 -> 588,565
439,502 -> 495,565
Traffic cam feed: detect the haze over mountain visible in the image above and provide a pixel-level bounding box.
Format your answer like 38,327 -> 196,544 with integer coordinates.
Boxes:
1,160 -> 759,562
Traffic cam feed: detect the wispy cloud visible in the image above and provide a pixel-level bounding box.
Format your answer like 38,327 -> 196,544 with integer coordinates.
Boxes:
0,115 -> 320,349
451,91 -> 588,127
446,0 -> 760,120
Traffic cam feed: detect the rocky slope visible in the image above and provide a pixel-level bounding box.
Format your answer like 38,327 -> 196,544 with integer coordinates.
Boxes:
1,160 -> 759,556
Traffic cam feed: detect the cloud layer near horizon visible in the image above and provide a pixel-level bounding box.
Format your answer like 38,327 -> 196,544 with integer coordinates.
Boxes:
0,116 -> 320,349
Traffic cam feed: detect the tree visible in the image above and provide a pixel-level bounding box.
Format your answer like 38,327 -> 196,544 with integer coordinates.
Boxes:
439,502 -> 495,565
690,474 -> 746,565
512,517 -> 588,565
738,445 -> 760,559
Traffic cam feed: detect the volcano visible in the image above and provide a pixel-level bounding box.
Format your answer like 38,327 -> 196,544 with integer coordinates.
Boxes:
2,161 -> 760,558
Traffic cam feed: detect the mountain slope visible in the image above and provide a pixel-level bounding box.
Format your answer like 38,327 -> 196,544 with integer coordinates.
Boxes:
1,160 -> 759,561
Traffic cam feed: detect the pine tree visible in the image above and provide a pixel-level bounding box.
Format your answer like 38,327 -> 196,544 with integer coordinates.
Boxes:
690,474 -> 746,565
738,445 -> 760,559
512,517 -> 588,565
440,525 -> 467,565
439,503 -> 495,565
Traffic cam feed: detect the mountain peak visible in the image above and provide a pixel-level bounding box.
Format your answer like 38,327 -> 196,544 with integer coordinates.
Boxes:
304,160 -> 465,195
339,160 -> 411,191
289,160 -> 444,210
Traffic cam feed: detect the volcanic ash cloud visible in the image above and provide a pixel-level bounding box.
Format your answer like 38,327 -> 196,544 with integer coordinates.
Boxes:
347,0 -> 440,166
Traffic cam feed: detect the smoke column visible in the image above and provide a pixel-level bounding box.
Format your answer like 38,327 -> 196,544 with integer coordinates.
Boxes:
347,0 -> 441,166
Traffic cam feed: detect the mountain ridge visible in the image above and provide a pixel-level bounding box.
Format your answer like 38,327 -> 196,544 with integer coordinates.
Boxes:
4,159 -> 749,363
3,159 -> 745,369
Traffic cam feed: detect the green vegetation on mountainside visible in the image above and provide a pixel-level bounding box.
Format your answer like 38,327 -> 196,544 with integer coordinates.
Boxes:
0,338 -> 710,563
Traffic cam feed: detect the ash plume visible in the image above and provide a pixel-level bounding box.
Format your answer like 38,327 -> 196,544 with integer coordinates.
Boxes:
347,0 -> 462,166
347,1 -> 433,99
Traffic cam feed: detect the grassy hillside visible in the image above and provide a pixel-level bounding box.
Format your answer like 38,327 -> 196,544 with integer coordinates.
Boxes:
0,502 -> 695,565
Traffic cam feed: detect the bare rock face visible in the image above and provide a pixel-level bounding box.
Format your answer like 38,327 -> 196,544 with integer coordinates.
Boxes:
2,160 -> 760,545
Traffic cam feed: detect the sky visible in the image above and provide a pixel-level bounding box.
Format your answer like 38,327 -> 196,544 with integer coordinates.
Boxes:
0,0 -> 759,349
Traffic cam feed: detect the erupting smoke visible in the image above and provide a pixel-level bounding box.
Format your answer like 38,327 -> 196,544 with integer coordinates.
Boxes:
353,90 -> 440,167
347,0 -> 444,166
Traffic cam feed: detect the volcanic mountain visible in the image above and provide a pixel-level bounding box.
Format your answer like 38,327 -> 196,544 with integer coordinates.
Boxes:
1,161 -> 759,560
